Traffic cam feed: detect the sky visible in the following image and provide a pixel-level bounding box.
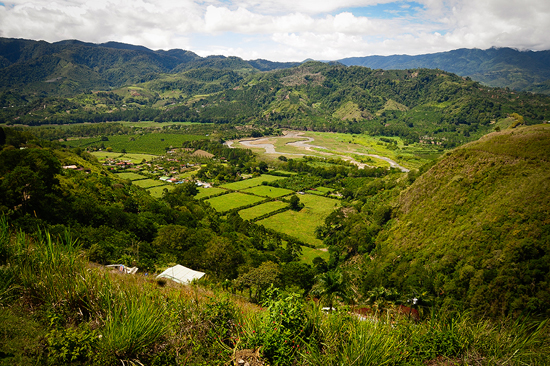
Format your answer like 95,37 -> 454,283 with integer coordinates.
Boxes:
0,0 -> 549,62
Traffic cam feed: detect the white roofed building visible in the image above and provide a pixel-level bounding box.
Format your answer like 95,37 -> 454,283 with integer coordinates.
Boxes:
156,264 -> 205,284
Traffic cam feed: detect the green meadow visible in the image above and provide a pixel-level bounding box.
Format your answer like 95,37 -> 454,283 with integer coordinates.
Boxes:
131,179 -> 166,189
307,186 -> 334,196
205,192 -> 266,212
300,245 -> 330,264
220,175 -> 283,190
115,172 -> 147,180
257,194 -> 341,247
147,185 -> 173,198
238,200 -> 289,221
195,187 -> 227,200
241,186 -> 294,198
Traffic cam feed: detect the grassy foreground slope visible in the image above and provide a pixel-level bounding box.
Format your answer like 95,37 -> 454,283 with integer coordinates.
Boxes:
365,125 -> 550,317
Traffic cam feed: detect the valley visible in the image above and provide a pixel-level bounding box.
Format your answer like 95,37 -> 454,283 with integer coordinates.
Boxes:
1,37 -> 550,365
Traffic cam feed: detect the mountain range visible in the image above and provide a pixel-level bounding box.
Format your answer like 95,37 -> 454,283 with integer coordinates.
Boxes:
2,38 -> 550,96
338,47 -> 550,94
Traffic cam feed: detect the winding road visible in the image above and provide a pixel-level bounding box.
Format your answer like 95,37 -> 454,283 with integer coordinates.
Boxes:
225,131 -> 409,172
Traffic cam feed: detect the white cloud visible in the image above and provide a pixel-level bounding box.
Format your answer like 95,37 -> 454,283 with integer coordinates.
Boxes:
0,0 -> 548,61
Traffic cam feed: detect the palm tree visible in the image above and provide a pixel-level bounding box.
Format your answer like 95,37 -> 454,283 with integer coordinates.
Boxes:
312,270 -> 349,312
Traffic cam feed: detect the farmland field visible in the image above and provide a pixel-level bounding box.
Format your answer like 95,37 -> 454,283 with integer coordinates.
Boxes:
131,178 -> 166,189
195,187 -> 227,200
147,185 -> 173,198
119,153 -> 159,163
238,200 -> 289,221
307,187 -> 334,196
91,151 -> 124,161
257,194 -> 340,247
241,186 -> 294,198
68,133 -> 208,155
220,175 -> 283,190
115,172 -> 147,181
300,246 -> 330,265
205,192 -> 266,212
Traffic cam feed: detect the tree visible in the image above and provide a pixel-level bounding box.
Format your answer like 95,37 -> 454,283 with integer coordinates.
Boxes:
258,161 -> 268,173
0,127 -> 5,146
311,270 -> 349,311
289,195 -> 303,211
236,261 -> 281,301
152,224 -> 190,252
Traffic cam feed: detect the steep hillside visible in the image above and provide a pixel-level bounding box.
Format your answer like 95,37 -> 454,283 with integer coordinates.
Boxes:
361,125 -> 550,316
339,48 -> 550,94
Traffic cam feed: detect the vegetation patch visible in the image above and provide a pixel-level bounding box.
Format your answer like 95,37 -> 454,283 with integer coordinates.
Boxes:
220,175 -> 283,190
146,185 -> 173,198
68,133 -> 208,155
258,194 -> 341,247
206,192 -> 266,212
307,186 -> 334,196
131,178 -> 166,189
241,186 -> 294,198
300,245 -> 329,264
115,172 -> 147,181
195,187 -> 227,199
238,200 -> 289,221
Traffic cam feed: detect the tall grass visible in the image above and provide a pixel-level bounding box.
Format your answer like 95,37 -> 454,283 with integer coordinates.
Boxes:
1,217 -> 549,365
101,292 -> 171,359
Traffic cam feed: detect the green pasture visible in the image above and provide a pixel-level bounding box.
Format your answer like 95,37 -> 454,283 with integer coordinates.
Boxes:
147,185 -> 173,198
241,186 -> 294,198
205,192 -> 266,212
90,151 -> 124,161
68,133 -> 208,155
195,187 -> 227,200
220,175 -> 283,190
115,172 -> 147,180
307,187 -> 334,196
120,153 -> 159,163
300,246 -> 330,265
179,168 -> 200,180
238,200 -> 288,221
257,194 -> 340,247
131,179 -> 166,189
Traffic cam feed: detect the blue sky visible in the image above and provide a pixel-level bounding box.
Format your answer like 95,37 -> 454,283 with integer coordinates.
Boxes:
0,0 -> 548,61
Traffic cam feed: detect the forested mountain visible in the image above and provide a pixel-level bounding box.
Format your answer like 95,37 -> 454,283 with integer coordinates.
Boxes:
3,59 -> 550,150
338,47 -> 550,94
0,37 -> 299,96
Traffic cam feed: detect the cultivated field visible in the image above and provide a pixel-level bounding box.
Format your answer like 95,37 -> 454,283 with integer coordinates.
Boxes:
131,179 -> 166,189
205,192 -> 266,212
91,151 -> 124,161
115,172 -> 147,180
241,186 -> 294,198
238,200 -> 288,221
257,194 -> 340,247
195,187 -> 227,200
300,246 -> 330,265
307,187 -> 334,196
147,185 -> 173,198
220,175 -> 283,190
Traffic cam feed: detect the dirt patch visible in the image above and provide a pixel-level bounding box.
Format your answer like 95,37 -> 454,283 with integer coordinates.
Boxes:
232,348 -> 265,366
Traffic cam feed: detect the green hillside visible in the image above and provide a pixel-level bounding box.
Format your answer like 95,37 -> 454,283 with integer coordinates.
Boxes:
4,60 -> 550,150
339,47 -> 550,94
0,37 -> 298,97
360,125 -> 550,317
